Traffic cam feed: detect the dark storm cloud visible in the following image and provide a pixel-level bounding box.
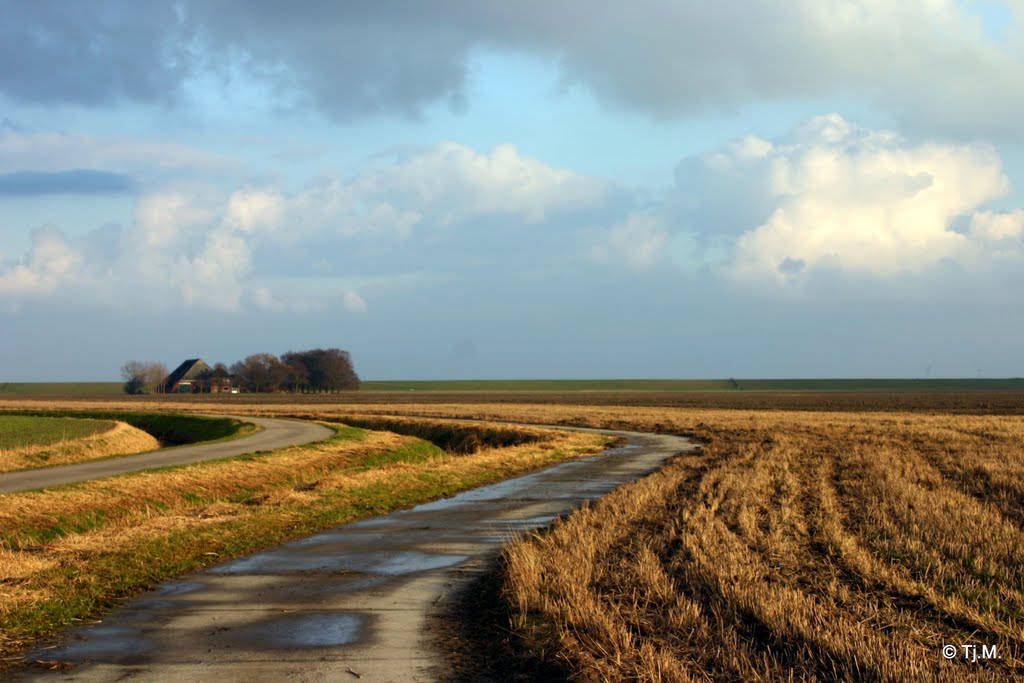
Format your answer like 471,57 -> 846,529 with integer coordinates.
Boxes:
0,169 -> 134,195
184,0 -> 476,119
2,1 -> 1021,134
0,2 -> 189,105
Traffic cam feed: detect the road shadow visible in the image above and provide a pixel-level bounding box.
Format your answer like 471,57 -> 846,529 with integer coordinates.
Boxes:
433,555 -> 571,683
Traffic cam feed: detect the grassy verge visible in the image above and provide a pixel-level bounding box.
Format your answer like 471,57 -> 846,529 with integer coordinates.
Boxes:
317,414 -> 546,453
0,417 -> 608,668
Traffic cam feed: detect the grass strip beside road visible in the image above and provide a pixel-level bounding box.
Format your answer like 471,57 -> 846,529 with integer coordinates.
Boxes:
0,418 -> 609,667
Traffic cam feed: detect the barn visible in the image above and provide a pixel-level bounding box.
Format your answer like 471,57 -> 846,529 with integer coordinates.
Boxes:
163,359 -> 212,394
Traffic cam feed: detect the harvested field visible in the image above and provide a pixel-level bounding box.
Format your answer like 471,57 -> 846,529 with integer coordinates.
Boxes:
480,407 -> 1024,682
0,418 -> 159,473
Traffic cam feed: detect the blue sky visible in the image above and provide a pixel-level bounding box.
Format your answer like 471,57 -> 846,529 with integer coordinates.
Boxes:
2,1 -> 1024,381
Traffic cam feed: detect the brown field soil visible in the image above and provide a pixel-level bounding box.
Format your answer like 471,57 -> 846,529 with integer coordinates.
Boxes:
4,388 -> 1024,414
2,396 -> 1023,681
0,421 -> 159,473
0,412 -> 607,668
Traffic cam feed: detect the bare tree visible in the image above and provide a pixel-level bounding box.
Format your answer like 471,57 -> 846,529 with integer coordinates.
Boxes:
143,362 -> 168,393
121,361 -> 146,394
121,360 -> 168,394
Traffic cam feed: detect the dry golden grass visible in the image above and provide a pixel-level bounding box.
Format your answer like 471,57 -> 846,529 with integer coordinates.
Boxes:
0,421 -> 159,474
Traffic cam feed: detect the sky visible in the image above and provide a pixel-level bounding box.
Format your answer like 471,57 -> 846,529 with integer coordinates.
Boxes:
2,1 -> 1024,381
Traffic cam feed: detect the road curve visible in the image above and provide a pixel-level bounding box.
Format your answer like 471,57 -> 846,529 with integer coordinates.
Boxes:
15,424 -> 697,682
0,416 -> 335,494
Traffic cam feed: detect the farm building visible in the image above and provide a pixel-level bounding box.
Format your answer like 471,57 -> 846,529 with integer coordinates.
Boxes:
164,359 -> 238,394
164,359 -> 237,394
164,359 -> 212,394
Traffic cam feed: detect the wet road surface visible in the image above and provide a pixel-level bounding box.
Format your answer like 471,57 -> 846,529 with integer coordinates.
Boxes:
0,416 -> 334,494
14,427 -> 695,682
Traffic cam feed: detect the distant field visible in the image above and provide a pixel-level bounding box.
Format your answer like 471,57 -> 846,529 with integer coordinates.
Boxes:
363,378 -> 1024,392
0,415 -> 114,449
4,378 -> 1024,396
0,382 -> 122,396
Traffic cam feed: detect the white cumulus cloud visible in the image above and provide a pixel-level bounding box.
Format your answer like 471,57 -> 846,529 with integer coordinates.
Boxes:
970,209 -> 1024,241
729,115 -> 1012,283
360,142 -> 608,225
0,226 -> 80,298
268,142 -> 608,240
638,113 -> 1023,291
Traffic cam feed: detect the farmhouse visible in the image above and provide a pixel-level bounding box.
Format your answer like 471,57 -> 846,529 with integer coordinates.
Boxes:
164,359 -> 211,394
162,359 -> 236,394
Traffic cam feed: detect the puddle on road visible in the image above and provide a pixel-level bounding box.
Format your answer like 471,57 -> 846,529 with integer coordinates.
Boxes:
121,599 -> 176,616
36,626 -> 149,662
242,612 -> 364,648
363,550 -> 469,575
411,470 -> 553,511
265,574 -> 389,596
154,581 -> 204,597
491,514 -> 558,527
213,549 -> 468,576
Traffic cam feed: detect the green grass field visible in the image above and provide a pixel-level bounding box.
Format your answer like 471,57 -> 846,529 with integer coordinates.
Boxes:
0,415 -> 114,449
0,382 -> 123,396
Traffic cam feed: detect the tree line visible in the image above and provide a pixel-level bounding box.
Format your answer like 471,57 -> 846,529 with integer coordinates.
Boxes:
231,348 -> 360,392
121,348 -> 360,394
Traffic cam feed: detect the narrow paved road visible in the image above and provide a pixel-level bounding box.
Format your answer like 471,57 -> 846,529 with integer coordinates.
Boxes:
0,416 -> 334,494
15,425 -> 696,682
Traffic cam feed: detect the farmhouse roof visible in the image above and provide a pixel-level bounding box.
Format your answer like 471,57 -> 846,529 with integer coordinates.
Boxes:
164,358 -> 212,390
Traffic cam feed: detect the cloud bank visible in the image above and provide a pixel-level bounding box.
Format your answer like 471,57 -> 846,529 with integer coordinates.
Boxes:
4,1 -> 1023,136
0,141 -> 609,311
